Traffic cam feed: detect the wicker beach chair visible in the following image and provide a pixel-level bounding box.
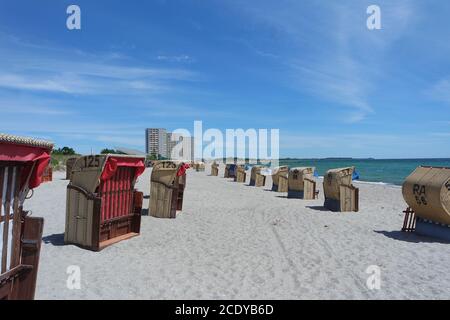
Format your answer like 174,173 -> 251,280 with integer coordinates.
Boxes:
271,166 -> 288,192
150,161 -> 189,219
224,164 -> 237,179
234,164 -> 247,183
194,161 -> 205,172
323,167 -> 359,212
249,166 -> 266,187
65,154 -> 145,251
211,161 -> 219,176
401,166 -> 450,238
288,167 -> 316,199
0,133 -> 53,299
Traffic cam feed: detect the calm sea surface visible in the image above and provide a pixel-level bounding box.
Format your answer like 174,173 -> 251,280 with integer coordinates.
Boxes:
277,159 -> 450,185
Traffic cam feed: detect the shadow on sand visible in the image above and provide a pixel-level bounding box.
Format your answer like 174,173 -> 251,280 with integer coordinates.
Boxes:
306,206 -> 329,212
374,230 -> 450,244
42,233 -> 65,246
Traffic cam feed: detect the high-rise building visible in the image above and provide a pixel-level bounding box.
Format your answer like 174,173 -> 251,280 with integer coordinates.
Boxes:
166,133 -> 194,161
145,128 -> 167,158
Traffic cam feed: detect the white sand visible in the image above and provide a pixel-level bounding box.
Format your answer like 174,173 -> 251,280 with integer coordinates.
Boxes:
27,166 -> 450,299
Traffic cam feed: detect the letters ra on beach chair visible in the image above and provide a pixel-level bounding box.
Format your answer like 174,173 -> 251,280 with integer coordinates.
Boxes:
249,165 -> 266,187
323,167 -> 359,212
288,167 -> 316,199
0,133 -> 53,300
65,156 -> 79,180
224,164 -> 237,178
271,166 -> 288,192
65,154 -> 145,251
401,166 -> 450,240
210,161 -> 219,176
150,161 -> 189,219
234,165 -> 247,183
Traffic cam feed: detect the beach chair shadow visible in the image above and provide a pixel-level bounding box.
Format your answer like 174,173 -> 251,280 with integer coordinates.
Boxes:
42,233 -> 65,246
306,206 -> 329,212
374,230 -> 450,244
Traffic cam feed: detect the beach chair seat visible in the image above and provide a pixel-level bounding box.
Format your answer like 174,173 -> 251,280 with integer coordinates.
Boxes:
287,167 -> 316,199
0,133 -> 53,300
65,154 -> 145,251
323,167 -> 359,212
150,161 -> 189,219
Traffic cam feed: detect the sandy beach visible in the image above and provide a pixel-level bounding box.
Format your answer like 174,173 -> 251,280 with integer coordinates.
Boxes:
28,166 -> 450,300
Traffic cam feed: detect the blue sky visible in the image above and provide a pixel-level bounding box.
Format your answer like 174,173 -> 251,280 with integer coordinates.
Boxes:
0,0 -> 449,158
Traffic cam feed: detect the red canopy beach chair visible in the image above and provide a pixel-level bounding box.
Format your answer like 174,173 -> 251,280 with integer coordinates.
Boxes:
65,154 -> 145,251
0,133 -> 53,300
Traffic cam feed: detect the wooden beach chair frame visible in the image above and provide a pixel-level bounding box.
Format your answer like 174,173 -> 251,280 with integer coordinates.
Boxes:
65,154 -> 145,251
249,166 -> 266,187
149,161 -> 188,219
287,167 -> 316,199
234,165 -> 247,183
0,134 -> 53,300
211,162 -> 219,176
323,167 -> 359,212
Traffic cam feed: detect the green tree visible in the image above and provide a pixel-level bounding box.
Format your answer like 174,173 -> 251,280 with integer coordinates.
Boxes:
53,146 -> 76,155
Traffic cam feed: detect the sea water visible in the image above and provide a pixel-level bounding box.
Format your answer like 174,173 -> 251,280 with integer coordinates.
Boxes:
277,158 -> 450,186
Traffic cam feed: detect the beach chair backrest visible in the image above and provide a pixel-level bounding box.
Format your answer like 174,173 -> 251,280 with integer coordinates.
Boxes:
402,166 -> 450,225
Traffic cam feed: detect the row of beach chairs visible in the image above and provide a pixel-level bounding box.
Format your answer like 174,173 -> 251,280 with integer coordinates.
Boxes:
210,162 -> 359,212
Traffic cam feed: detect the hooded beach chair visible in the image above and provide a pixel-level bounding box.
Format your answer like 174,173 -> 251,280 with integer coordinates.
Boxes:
65,156 -> 79,180
250,166 -> 266,187
0,133 -> 53,300
288,167 -> 316,199
224,164 -> 237,179
41,163 -> 52,183
401,166 -> 450,240
65,154 -> 145,251
194,161 -> 205,172
150,161 -> 189,219
210,161 -> 219,176
234,164 -> 247,183
271,166 -> 288,192
323,167 -> 359,212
